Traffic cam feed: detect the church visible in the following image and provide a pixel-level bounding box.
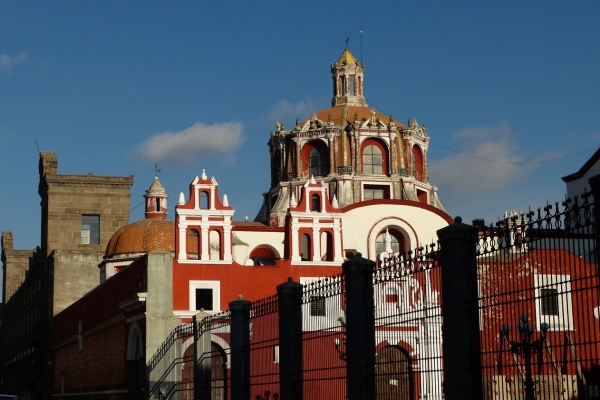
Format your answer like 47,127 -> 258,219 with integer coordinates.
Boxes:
47,47 -> 454,398
7,48 -> 452,399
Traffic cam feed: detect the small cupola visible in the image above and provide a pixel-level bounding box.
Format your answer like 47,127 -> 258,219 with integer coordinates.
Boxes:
144,176 -> 168,220
331,47 -> 367,108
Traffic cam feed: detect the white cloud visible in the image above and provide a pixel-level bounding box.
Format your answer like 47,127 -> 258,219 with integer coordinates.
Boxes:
135,121 -> 245,166
429,123 -> 536,204
0,53 -> 27,74
265,99 -> 319,128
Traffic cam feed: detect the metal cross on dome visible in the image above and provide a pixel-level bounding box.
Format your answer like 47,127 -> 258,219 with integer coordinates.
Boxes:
152,163 -> 162,177
345,36 -> 349,47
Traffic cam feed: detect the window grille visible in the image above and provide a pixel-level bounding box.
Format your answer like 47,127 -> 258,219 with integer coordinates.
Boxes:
196,288 -> 214,311
310,296 -> 326,316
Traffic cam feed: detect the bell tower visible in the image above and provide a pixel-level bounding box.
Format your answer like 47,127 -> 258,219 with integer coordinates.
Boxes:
144,176 -> 168,220
331,48 -> 367,107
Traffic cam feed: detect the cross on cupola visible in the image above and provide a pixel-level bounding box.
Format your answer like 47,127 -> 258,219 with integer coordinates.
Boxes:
331,47 -> 366,108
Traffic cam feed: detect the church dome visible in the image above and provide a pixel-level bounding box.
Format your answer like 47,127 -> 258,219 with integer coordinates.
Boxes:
305,106 -> 403,129
105,218 -> 175,257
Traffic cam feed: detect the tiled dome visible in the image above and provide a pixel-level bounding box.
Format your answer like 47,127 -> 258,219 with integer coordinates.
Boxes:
105,218 -> 175,257
306,106 -> 404,129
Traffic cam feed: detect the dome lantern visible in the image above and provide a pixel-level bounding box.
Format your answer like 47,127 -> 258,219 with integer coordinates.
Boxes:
144,176 -> 168,220
331,47 -> 367,108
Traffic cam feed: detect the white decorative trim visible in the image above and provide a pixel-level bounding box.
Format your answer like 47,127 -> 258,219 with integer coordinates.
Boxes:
534,274 -> 574,331
189,280 -> 221,312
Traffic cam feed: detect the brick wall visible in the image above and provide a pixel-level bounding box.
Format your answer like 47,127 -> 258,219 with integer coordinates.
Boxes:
53,321 -> 127,393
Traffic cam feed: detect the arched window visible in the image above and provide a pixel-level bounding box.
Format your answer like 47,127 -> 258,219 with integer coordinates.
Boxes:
309,146 -> 329,177
320,231 -> 333,261
187,229 -> 199,260
363,144 -> 383,175
411,145 -> 424,181
249,246 -> 277,266
209,230 -> 220,260
300,233 -> 311,261
200,191 -> 209,209
376,229 -> 406,255
272,149 -> 281,187
311,194 -> 321,212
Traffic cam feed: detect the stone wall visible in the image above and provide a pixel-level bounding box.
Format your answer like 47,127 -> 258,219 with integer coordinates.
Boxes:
39,152 -> 134,256
50,250 -> 105,315
1,231 -> 35,303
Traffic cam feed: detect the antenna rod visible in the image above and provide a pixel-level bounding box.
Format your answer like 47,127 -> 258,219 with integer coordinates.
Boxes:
360,28 -> 363,64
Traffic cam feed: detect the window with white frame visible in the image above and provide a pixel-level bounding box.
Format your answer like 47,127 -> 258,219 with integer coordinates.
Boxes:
189,281 -> 220,312
534,274 -> 573,331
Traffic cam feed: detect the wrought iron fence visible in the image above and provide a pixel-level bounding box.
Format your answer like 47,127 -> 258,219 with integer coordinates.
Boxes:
375,244 -> 443,400
476,191 -> 599,400
196,312 -> 232,400
148,323 -> 194,400
145,186 -> 600,400
301,275 -> 346,399
246,294 -> 280,399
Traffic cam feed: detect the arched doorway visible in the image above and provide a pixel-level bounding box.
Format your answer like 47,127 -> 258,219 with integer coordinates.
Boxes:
210,344 -> 227,400
181,343 -> 227,400
375,345 -> 412,400
182,344 -> 195,400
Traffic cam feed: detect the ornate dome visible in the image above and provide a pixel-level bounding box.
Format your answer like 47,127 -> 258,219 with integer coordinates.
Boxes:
304,106 -> 404,129
105,218 -> 175,257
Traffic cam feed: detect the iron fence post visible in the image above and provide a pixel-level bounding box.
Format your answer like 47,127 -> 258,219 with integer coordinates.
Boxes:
437,217 -> 482,400
193,311 -> 211,400
342,253 -> 376,400
277,277 -> 304,400
229,295 -> 251,400
588,174 -> 600,254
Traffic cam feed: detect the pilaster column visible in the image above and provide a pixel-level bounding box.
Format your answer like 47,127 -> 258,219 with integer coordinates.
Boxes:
295,139 -> 302,180
333,220 -> 343,263
291,226 -> 300,262
354,132 -> 361,175
423,148 -> 429,183
389,131 -> 397,176
328,135 -> 335,175
312,226 -> 320,261
177,224 -> 187,260
223,225 -> 232,261
200,226 -> 209,261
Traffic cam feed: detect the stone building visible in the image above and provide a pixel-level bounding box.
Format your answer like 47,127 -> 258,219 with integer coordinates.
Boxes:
0,151 -> 134,398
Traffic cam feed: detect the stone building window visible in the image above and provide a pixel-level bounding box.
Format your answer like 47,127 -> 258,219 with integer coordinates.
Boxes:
81,215 -> 100,245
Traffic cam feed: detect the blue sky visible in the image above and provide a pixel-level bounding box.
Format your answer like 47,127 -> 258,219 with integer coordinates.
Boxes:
1,1 -> 599,254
